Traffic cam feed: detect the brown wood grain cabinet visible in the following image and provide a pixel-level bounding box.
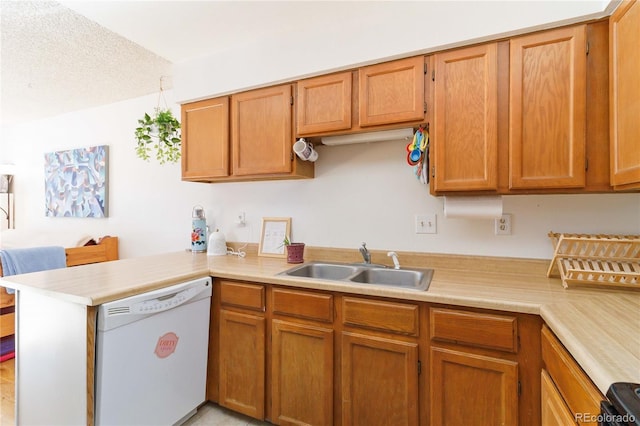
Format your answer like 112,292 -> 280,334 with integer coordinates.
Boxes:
181,97 -> 230,180
272,320 -> 334,426
509,25 -> 588,190
431,22 -> 614,195
232,84 -> 294,176
609,0 -> 640,189
270,288 -> 334,425
429,306 -> 542,426
181,84 -> 313,183
341,332 -> 419,426
541,325 -> 603,426
341,297 -> 421,425
218,281 -> 266,420
359,56 -> 426,127
212,280 -> 547,425
541,370 -> 578,425
430,346 -> 519,426
431,43 -> 499,192
296,72 -> 352,135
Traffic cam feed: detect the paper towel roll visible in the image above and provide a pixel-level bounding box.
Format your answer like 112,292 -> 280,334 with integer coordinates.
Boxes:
443,196 -> 503,219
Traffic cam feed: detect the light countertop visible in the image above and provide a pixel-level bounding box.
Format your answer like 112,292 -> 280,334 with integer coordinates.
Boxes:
1,249 -> 638,395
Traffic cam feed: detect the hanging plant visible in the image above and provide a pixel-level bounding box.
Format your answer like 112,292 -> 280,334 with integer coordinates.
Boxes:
135,108 -> 181,164
134,77 -> 181,164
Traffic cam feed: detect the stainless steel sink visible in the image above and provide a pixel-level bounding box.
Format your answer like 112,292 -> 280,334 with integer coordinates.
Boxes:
348,267 -> 432,291
279,261 -> 433,291
282,262 -> 360,280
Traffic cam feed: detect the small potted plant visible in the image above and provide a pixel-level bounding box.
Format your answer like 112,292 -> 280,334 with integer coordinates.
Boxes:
283,236 -> 305,264
135,108 -> 181,164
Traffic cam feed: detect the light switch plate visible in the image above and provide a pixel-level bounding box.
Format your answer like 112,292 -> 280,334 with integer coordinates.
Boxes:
415,214 -> 437,234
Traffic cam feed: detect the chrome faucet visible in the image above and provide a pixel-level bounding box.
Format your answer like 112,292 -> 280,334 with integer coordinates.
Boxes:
387,251 -> 400,269
359,242 -> 371,264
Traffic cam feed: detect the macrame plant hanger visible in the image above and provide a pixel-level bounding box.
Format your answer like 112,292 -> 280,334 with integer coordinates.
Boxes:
156,76 -> 169,112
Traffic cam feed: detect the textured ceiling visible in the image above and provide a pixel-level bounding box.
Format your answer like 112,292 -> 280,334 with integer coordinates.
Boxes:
0,0 -> 374,127
0,0 -> 172,126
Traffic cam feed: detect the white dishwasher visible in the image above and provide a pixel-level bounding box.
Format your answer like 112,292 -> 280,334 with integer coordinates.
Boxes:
95,277 -> 212,426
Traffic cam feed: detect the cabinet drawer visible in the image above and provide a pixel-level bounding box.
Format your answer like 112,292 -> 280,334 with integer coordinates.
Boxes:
0,312 -> 15,338
342,297 -> 419,336
220,281 -> 265,312
541,325 -> 603,423
430,308 -> 518,353
272,288 -> 333,323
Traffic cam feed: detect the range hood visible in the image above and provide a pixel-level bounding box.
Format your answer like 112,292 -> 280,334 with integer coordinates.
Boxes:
321,127 -> 414,146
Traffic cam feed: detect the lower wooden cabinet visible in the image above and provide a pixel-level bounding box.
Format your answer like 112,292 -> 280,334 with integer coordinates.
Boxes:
429,306 -> 542,426
430,346 -> 518,426
271,319 -> 334,426
218,309 -> 265,420
541,325 -> 603,426
341,332 -> 419,426
542,369 -> 578,425
212,280 -> 546,425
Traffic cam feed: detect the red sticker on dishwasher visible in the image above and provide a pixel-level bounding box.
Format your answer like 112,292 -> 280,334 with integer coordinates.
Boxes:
154,332 -> 179,358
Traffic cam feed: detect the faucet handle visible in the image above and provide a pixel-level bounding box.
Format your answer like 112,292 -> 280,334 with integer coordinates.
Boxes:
387,251 -> 400,269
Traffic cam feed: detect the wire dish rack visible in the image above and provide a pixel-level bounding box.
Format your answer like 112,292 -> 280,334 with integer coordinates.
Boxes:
547,232 -> 640,290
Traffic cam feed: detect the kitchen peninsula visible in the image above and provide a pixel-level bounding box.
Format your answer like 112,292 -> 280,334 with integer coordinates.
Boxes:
1,248 -> 638,425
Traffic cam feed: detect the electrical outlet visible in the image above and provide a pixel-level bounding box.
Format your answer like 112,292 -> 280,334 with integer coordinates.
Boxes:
415,214 -> 437,234
495,214 -> 512,235
236,212 -> 246,227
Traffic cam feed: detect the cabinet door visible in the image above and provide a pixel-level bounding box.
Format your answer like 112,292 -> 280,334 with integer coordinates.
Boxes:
342,332 -> 419,426
541,370 -> 578,426
232,84 -> 293,176
433,43 -> 498,192
509,26 -> 587,189
219,310 -> 265,420
297,72 -> 352,135
610,0 -> 640,188
271,320 -> 334,426
359,56 -> 425,127
181,97 -> 230,179
430,347 -> 518,426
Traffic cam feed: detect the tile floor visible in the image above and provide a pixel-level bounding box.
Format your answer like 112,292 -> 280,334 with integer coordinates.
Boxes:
183,403 -> 269,426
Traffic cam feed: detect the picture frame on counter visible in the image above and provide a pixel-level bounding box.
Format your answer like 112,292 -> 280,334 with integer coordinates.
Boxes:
258,217 -> 291,258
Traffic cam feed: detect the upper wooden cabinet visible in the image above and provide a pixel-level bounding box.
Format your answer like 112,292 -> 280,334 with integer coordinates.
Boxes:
431,43 -> 499,192
610,0 -> 640,189
181,97 -> 230,180
359,56 -> 426,127
509,25 -> 587,189
296,72 -> 352,135
181,84 -> 313,183
295,57 -> 427,137
232,84 -> 295,176
430,22 -> 612,195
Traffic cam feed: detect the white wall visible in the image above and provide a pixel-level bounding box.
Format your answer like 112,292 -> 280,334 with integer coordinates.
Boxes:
174,1 -> 609,103
1,90 -> 638,260
2,0 -> 637,260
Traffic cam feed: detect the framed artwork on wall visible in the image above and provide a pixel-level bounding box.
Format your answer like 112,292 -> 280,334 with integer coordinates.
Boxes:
258,217 -> 291,258
44,145 -> 108,218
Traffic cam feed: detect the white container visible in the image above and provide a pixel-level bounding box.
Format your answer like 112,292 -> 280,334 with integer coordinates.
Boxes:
293,138 -> 318,162
207,229 -> 227,256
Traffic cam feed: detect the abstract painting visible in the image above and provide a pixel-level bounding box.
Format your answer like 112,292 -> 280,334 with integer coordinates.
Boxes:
44,145 -> 108,218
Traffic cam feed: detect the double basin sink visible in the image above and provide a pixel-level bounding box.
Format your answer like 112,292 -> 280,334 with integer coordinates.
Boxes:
278,261 -> 433,291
